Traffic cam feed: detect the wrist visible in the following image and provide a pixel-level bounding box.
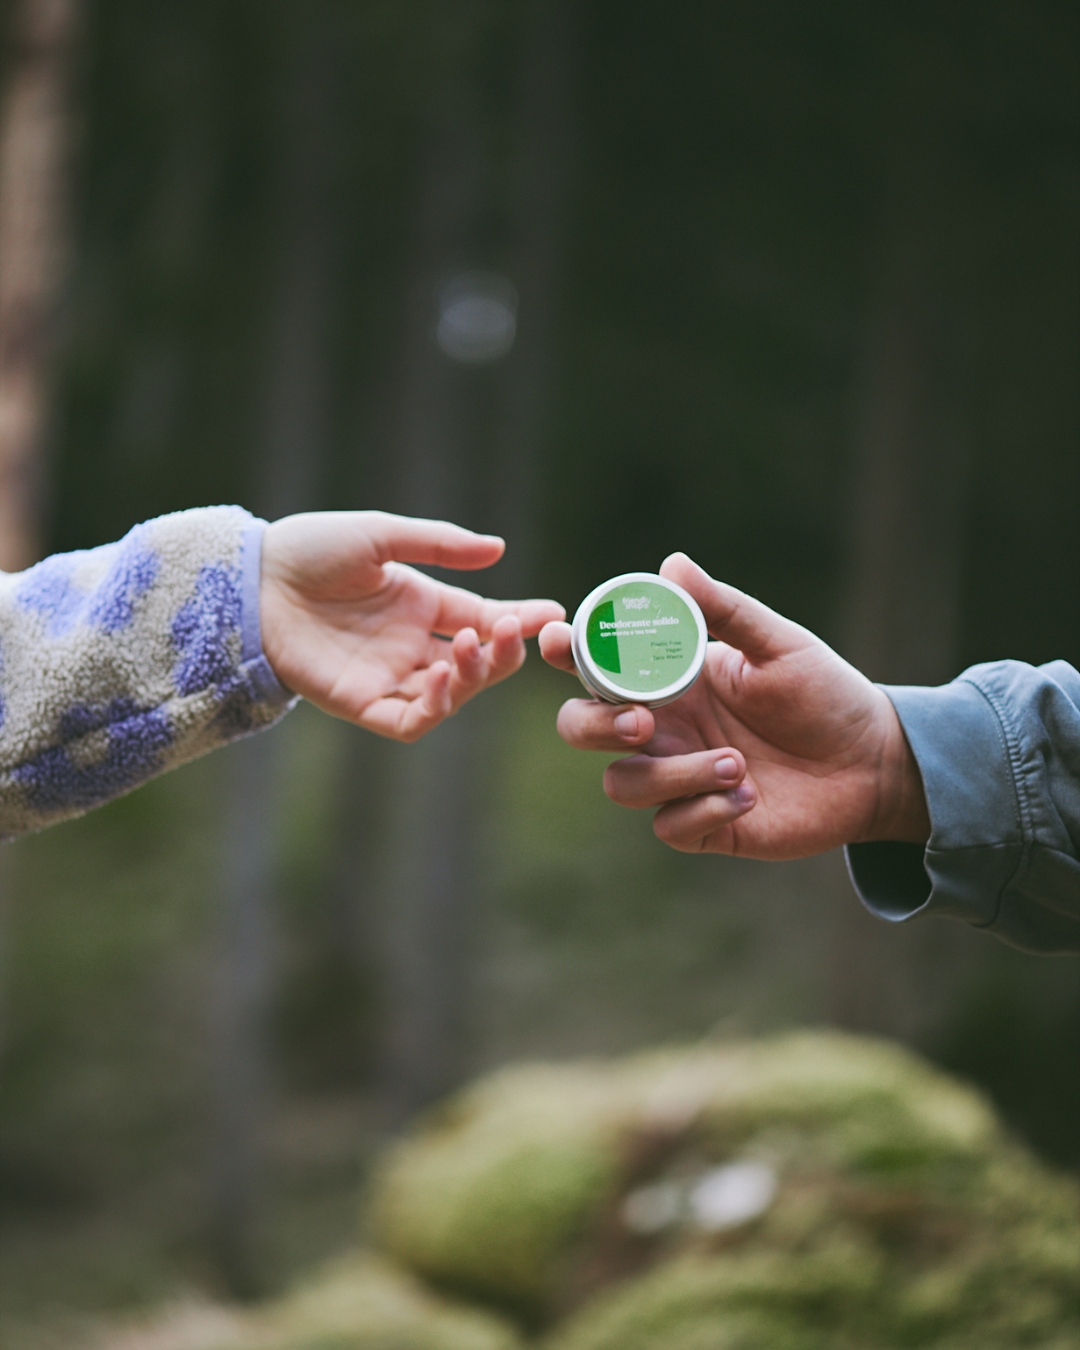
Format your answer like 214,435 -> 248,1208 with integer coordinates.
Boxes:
864,693 -> 931,844
256,522 -> 300,692
235,515 -> 295,702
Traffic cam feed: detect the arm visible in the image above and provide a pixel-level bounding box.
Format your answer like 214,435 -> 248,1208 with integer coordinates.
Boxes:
1,507 -> 563,840
0,506 -> 291,839
541,553 -> 1079,954
847,661 -> 1080,954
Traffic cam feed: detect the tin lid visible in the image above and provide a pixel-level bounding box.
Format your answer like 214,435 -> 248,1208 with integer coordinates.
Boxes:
571,573 -> 708,708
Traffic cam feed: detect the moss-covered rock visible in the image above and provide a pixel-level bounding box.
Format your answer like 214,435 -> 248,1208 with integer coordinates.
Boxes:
369,1031 -> 1080,1346
544,1248 -> 867,1350
546,1221 -> 1080,1350
254,1252 -> 523,1350
105,1254 -> 522,1350
103,1032 -> 1078,1350
368,1064 -> 629,1317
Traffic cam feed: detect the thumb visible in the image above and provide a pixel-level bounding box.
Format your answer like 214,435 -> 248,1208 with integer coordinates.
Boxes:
659,553 -> 810,662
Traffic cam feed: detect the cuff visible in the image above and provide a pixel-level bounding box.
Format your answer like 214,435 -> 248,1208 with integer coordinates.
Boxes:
846,678 -> 1023,930
239,517 -> 294,706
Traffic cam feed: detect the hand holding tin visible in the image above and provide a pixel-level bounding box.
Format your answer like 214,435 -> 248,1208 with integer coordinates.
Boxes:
539,552 -> 930,858
261,511 -> 564,742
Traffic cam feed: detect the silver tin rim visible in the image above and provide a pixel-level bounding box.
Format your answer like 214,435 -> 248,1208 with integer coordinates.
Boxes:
570,572 -> 708,707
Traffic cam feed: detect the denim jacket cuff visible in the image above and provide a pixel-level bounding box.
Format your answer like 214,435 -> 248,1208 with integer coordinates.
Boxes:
846,678 -> 1022,930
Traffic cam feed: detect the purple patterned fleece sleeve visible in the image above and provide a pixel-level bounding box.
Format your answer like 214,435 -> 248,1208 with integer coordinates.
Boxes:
0,506 -> 296,840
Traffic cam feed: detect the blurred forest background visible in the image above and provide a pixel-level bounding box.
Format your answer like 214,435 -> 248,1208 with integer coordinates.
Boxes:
0,0 -> 1077,1333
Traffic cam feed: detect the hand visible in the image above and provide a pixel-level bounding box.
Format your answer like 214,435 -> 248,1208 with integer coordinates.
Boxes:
260,511 -> 564,741
539,553 -> 929,858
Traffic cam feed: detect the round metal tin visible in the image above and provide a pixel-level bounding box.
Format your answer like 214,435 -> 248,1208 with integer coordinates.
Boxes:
570,572 -> 708,708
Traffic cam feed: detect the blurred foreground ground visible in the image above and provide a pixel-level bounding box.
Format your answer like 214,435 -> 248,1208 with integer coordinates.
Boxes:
15,1029 -> 1080,1350
2,666 -> 1077,1340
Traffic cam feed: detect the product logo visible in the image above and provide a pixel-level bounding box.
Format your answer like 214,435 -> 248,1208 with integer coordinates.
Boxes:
622,596 -> 651,610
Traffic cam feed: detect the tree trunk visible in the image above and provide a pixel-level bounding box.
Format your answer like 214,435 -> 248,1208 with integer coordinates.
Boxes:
377,4 -> 575,1113
211,12 -> 336,1298
491,0 -> 573,594
831,125 -> 971,1035
0,0 -> 77,572
0,0 -> 78,1074
378,16 -> 487,1115
841,137 -> 969,687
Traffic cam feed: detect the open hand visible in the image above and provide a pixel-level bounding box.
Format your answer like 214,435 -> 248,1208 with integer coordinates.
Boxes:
260,511 -> 564,741
539,553 -> 929,858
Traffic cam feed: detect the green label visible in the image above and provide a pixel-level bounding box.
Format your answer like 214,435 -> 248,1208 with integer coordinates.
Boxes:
586,600 -> 620,672
585,581 -> 697,694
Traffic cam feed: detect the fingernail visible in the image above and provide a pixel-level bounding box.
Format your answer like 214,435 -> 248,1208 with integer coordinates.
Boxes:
614,710 -> 638,737
734,784 -> 755,806
714,756 -> 738,780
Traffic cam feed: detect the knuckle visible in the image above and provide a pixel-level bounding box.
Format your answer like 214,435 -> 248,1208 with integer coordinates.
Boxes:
653,810 -> 680,845
670,764 -> 696,797
603,765 -> 633,804
556,702 -> 591,744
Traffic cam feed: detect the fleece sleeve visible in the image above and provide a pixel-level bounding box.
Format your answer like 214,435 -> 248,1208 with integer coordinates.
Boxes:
845,660 -> 1080,954
0,506 -> 296,840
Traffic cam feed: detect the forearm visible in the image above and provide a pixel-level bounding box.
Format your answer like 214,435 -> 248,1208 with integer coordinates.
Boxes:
0,506 -> 295,840
846,660 -> 1080,954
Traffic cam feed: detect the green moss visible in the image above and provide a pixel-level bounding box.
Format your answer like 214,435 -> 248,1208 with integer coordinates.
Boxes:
368,1031 -> 1079,1343
546,1225 -> 1080,1350
259,1253 -> 522,1350
544,1250 -> 872,1350
370,1066 -> 626,1313
103,1032 -> 1078,1350
120,1254 -> 522,1350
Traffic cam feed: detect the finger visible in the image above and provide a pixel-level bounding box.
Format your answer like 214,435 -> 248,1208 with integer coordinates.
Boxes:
659,553 -> 810,663
539,620 -> 576,673
447,617 -> 525,704
604,748 -> 747,809
556,698 -> 656,751
427,579 -> 564,640
449,626 -> 486,690
392,619 -> 527,707
481,614 -> 528,685
360,661 -> 453,742
365,512 -> 506,571
653,783 -> 758,852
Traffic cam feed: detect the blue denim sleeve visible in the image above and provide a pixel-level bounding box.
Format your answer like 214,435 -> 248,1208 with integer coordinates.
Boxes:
845,660 -> 1080,955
